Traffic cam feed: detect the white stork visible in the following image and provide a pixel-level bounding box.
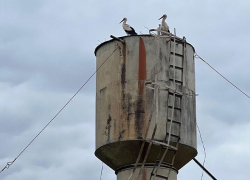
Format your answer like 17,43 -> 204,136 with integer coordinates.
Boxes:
120,17 -> 137,35
158,14 -> 170,35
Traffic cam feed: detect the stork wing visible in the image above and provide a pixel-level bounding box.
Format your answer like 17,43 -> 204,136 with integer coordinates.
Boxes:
123,24 -> 137,35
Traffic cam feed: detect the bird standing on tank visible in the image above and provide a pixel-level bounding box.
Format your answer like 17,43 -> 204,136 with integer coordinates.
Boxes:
158,14 -> 170,35
120,17 -> 137,35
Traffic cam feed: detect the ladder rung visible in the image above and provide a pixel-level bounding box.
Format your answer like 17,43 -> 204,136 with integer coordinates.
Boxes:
168,92 -> 182,98
153,161 -> 175,171
170,65 -> 183,70
170,52 -> 183,57
150,140 -> 178,151
154,160 -> 174,168
161,144 -> 178,151
169,79 -> 183,84
166,133 -> 181,140
151,173 -> 168,180
167,119 -> 181,124
161,146 -> 177,152
168,106 -> 181,110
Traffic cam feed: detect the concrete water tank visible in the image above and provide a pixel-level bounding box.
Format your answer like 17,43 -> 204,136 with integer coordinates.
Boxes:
94,35 -> 197,180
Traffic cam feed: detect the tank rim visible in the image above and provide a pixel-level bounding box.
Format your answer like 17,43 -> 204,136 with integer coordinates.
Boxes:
115,163 -> 179,175
94,34 -> 195,56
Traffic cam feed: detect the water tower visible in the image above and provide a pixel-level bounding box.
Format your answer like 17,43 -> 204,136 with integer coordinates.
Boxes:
94,32 -> 197,180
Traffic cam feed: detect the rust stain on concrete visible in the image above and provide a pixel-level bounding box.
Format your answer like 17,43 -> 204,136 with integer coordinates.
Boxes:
142,169 -> 147,180
105,115 -> 112,142
121,44 -> 126,90
138,38 -> 147,93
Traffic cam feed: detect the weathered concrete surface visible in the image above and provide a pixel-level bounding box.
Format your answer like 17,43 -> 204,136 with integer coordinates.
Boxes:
95,35 -> 197,172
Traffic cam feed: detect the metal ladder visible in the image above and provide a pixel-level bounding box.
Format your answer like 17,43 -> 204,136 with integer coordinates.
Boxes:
128,29 -> 185,180
149,89 -> 182,180
149,29 -> 185,180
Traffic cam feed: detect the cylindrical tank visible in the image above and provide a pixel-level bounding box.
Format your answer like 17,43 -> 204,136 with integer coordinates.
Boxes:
94,35 -> 197,180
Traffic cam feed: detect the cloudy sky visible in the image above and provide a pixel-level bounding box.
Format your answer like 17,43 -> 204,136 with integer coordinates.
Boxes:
1,0 -> 250,180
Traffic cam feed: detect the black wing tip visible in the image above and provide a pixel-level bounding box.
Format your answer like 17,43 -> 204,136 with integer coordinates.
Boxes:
125,30 -> 137,35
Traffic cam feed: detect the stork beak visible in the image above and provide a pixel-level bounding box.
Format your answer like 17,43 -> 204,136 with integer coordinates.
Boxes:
158,16 -> 163,20
120,19 -> 124,24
